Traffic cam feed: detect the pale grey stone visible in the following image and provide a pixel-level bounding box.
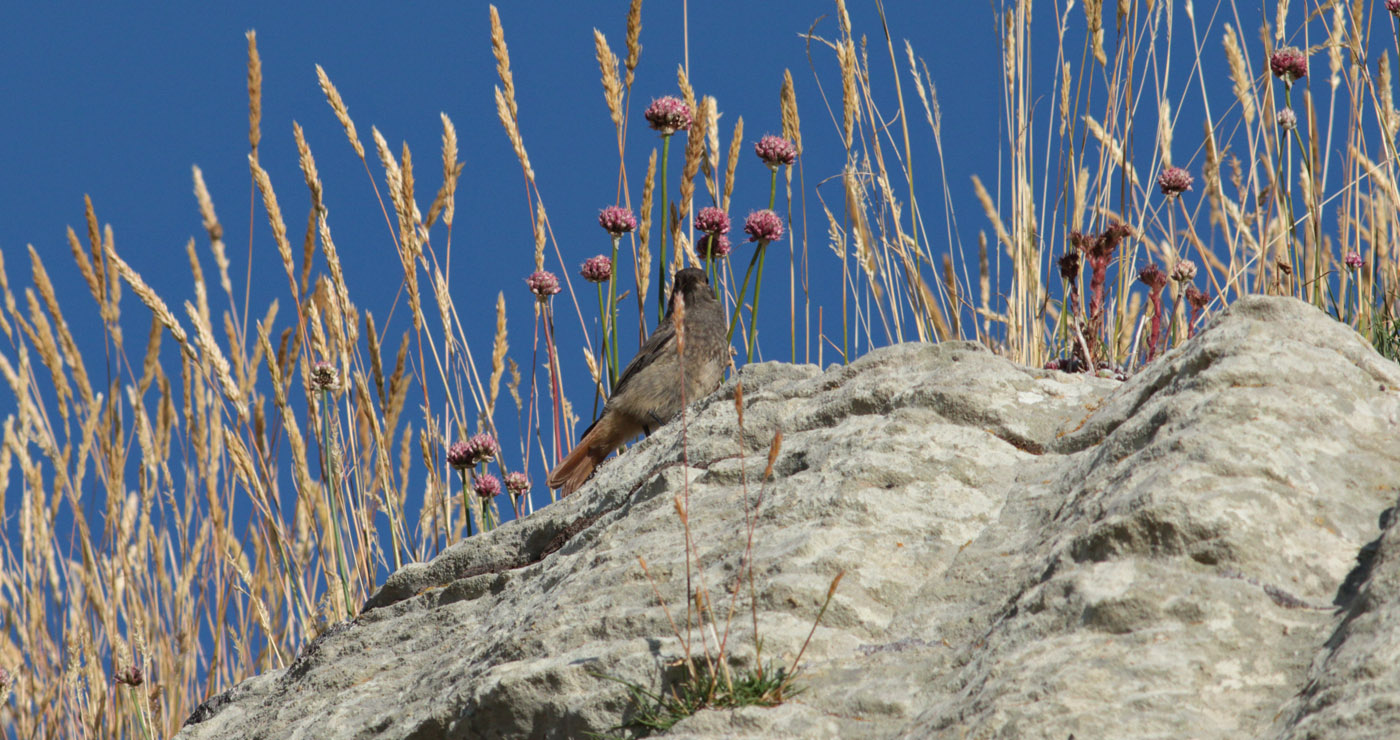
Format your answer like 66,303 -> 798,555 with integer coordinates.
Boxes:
176,297 -> 1400,739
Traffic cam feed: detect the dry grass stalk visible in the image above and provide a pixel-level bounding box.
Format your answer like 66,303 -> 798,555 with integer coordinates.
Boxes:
838,37 -> 858,151
677,97 -> 709,248
723,116 -> 743,213
495,85 -> 535,182
248,155 -> 297,289
107,246 -> 195,359
487,292 -> 508,418
426,113 -> 461,230
247,30 -> 262,154
638,148 -> 657,307
293,122 -> 324,215
1084,0 -> 1107,66
1222,25 -> 1257,124
677,64 -> 697,122
594,29 -> 625,129
489,5 -> 519,124
315,64 -> 365,160
781,68 -> 802,156
193,166 -> 232,297
624,0 -> 642,88
533,202 -> 547,272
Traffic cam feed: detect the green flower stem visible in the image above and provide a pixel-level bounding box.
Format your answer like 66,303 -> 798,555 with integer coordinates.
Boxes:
595,281 -> 610,397
320,387 -> 353,615
727,242 -> 767,361
460,472 -> 474,538
658,134 -> 674,324
744,169 -> 780,363
607,234 -> 621,387
747,247 -> 770,363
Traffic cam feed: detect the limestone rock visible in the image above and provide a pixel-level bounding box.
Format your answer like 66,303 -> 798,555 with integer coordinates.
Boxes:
176,297 -> 1400,739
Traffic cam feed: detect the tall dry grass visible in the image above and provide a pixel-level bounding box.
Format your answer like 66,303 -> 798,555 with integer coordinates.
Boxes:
3,1 -> 1400,737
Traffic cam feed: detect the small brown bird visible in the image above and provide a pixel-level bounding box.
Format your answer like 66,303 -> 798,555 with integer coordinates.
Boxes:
547,267 -> 728,495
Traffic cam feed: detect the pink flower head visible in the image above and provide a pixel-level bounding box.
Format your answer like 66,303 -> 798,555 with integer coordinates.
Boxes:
754,135 -> 797,169
1171,259 -> 1197,283
114,664 -> 144,687
644,96 -> 692,136
695,206 -> 731,235
1389,0 -> 1400,16
598,205 -> 637,236
447,441 -> 473,471
472,473 -> 502,499
743,209 -> 784,243
1157,166 -> 1193,197
700,233 -> 731,260
580,255 -> 613,283
1185,285 -> 1209,311
464,433 -> 500,465
526,270 -> 561,299
310,360 -> 338,392
1137,262 -> 1169,291
504,471 -> 530,497
1345,251 -> 1364,270
1270,46 -> 1308,86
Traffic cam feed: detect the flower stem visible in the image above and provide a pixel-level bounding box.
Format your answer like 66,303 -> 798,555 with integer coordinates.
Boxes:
727,242 -> 766,354
657,134 -> 673,324
320,387 -> 353,615
460,472 -> 474,538
607,235 -> 622,387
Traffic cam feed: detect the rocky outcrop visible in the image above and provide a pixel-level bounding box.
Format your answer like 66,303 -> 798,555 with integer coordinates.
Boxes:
176,297 -> 1400,739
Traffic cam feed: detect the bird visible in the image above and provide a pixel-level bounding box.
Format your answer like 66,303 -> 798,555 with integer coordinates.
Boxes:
547,267 -> 729,495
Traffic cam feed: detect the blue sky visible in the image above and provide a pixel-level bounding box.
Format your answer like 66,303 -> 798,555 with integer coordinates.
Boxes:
4,1 -> 1328,527
1,2 -> 1006,502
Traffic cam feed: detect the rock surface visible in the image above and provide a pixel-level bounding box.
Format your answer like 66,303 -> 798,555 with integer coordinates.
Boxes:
176,297 -> 1400,739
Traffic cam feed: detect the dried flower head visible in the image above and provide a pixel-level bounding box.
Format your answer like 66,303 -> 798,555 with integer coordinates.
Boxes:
464,433 -> 500,465
472,473 -> 502,499
644,96 -> 692,136
1345,251 -> 1364,270
504,471 -> 530,497
1157,166 -> 1194,196
1270,46 -> 1308,86
598,205 -> 637,236
447,441 -> 473,471
115,664 -> 144,687
743,209 -> 784,243
1057,251 -> 1081,282
309,360 -> 339,393
1185,285 -> 1209,311
700,233 -> 731,260
526,270 -> 561,299
1137,262 -> 1169,291
1171,259 -> 1198,283
754,134 -> 797,169
580,255 -> 613,283
1276,107 -> 1297,131
1390,0 -> 1400,16
695,206 -> 731,235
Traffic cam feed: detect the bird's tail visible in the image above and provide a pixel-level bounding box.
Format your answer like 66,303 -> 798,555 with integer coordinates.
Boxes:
546,439 -> 611,496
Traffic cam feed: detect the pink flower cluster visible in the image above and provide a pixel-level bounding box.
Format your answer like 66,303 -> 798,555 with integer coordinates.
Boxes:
526,270 -> 561,299
744,209 -> 784,243
644,96 -> 693,136
754,135 -> 797,168
1156,166 -> 1193,196
1269,47 -> 1307,86
580,255 -> 613,283
504,471 -> 530,497
598,205 -> 637,236
473,473 -> 502,499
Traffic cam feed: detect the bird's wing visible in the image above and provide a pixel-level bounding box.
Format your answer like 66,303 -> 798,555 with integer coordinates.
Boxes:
611,317 -> 675,398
